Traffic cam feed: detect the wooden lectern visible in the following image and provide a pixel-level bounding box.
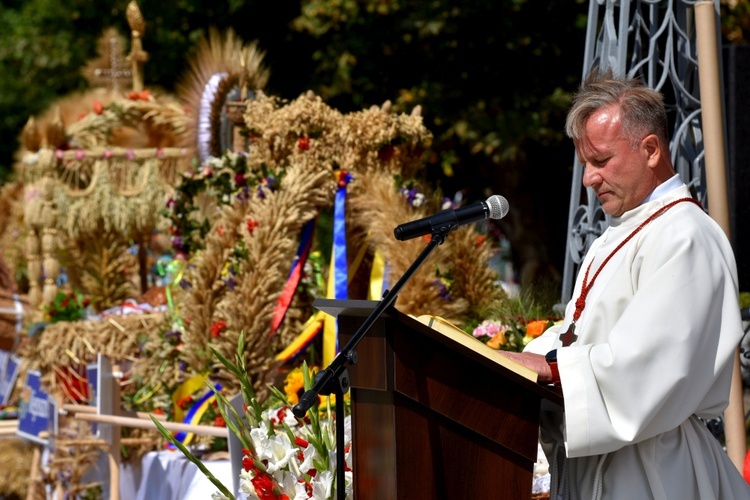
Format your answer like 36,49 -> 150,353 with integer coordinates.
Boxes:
316,299 -> 563,500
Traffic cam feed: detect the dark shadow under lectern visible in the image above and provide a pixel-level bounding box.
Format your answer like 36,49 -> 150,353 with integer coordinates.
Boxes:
316,299 -> 563,500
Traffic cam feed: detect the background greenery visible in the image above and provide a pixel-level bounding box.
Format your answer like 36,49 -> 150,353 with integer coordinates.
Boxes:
2,1 -> 745,305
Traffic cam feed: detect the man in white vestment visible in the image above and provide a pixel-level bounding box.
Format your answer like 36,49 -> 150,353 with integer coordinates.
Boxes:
501,69 -> 750,499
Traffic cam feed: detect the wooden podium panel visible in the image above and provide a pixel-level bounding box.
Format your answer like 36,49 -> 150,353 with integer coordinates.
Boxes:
318,299 -> 562,500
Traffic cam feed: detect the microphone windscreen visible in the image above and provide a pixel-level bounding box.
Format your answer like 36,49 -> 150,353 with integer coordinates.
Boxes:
486,195 -> 509,220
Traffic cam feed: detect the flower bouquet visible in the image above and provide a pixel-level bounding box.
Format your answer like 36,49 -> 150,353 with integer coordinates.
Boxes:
44,289 -> 91,323
151,333 -> 352,500
471,317 -> 553,352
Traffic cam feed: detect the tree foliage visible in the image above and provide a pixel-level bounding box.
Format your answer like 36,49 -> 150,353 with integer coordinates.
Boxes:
0,0 -> 589,298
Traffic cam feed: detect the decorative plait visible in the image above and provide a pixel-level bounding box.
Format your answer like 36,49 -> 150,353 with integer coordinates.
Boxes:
126,1 -> 148,93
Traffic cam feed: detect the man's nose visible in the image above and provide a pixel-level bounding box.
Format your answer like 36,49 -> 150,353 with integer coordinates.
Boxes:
582,166 -> 599,188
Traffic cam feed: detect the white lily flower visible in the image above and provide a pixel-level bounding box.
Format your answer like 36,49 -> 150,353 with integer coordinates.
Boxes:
249,422 -> 270,451
205,156 -> 222,168
225,151 -> 240,165
273,469 -> 299,498
345,470 -> 354,498
298,438 -> 320,473
282,407 -> 300,428
310,470 -> 334,499
293,482 -> 309,500
261,406 -> 299,429
258,433 -> 297,474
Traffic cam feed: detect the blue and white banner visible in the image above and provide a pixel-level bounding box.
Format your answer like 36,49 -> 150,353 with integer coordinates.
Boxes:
0,354 -> 20,406
17,370 -> 57,445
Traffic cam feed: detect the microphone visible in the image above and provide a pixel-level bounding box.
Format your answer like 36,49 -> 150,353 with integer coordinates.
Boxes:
393,195 -> 509,241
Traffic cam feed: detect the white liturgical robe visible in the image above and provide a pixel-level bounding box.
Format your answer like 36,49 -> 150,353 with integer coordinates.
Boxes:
526,185 -> 750,499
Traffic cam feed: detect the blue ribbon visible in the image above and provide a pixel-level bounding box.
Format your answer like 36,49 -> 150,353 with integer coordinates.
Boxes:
172,382 -> 223,444
333,184 -> 349,301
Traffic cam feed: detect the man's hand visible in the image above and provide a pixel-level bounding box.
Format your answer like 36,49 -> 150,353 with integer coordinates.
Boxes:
498,351 -> 554,383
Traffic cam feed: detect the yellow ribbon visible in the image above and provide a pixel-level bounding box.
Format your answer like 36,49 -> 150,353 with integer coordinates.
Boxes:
275,311 -> 325,362
368,249 -> 387,300
322,241 -> 370,366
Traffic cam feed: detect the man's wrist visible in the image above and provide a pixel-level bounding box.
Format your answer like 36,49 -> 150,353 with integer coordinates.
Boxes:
545,349 -> 561,386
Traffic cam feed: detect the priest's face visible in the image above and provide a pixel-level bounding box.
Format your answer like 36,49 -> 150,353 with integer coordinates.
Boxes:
576,104 -> 657,217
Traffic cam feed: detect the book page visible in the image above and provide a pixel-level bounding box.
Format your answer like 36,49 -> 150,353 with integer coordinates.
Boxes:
415,315 -> 538,382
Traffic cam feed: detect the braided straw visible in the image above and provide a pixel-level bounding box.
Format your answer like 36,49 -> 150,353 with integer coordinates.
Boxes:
126,1 -> 145,35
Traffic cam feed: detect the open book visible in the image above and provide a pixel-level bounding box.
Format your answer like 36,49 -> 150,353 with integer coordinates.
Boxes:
415,315 -> 538,382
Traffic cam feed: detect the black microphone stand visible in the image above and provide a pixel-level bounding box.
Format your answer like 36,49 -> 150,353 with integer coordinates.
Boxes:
292,228 -> 451,500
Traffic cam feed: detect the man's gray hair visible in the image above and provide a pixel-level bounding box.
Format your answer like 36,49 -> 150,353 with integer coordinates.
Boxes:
565,68 -> 669,149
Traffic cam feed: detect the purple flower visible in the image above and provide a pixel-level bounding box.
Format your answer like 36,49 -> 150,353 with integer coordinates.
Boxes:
74,149 -> 86,160
171,236 -> 184,251
164,330 -> 182,342
434,279 -> 451,301
125,149 -> 136,160
237,185 -> 250,202
178,279 -> 191,290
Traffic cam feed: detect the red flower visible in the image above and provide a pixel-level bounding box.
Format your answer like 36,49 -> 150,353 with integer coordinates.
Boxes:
127,89 -> 151,101
299,478 -> 313,497
210,320 -> 227,338
251,473 -> 278,500
344,443 -> 353,471
295,436 -> 309,448
214,416 -> 226,427
475,235 -> 485,246
247,219 -> 259,234
297,136 -> 310,150
275,407 -> 288,423
177,395 -> 193,410
153,408 -> 165,415
93,100 -> 104,115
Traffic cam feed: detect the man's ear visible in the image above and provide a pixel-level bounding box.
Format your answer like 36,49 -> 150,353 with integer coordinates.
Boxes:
642,134 -> 661,167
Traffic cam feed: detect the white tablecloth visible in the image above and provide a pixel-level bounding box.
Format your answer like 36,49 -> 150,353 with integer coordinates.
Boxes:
119,450 -> 240,500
